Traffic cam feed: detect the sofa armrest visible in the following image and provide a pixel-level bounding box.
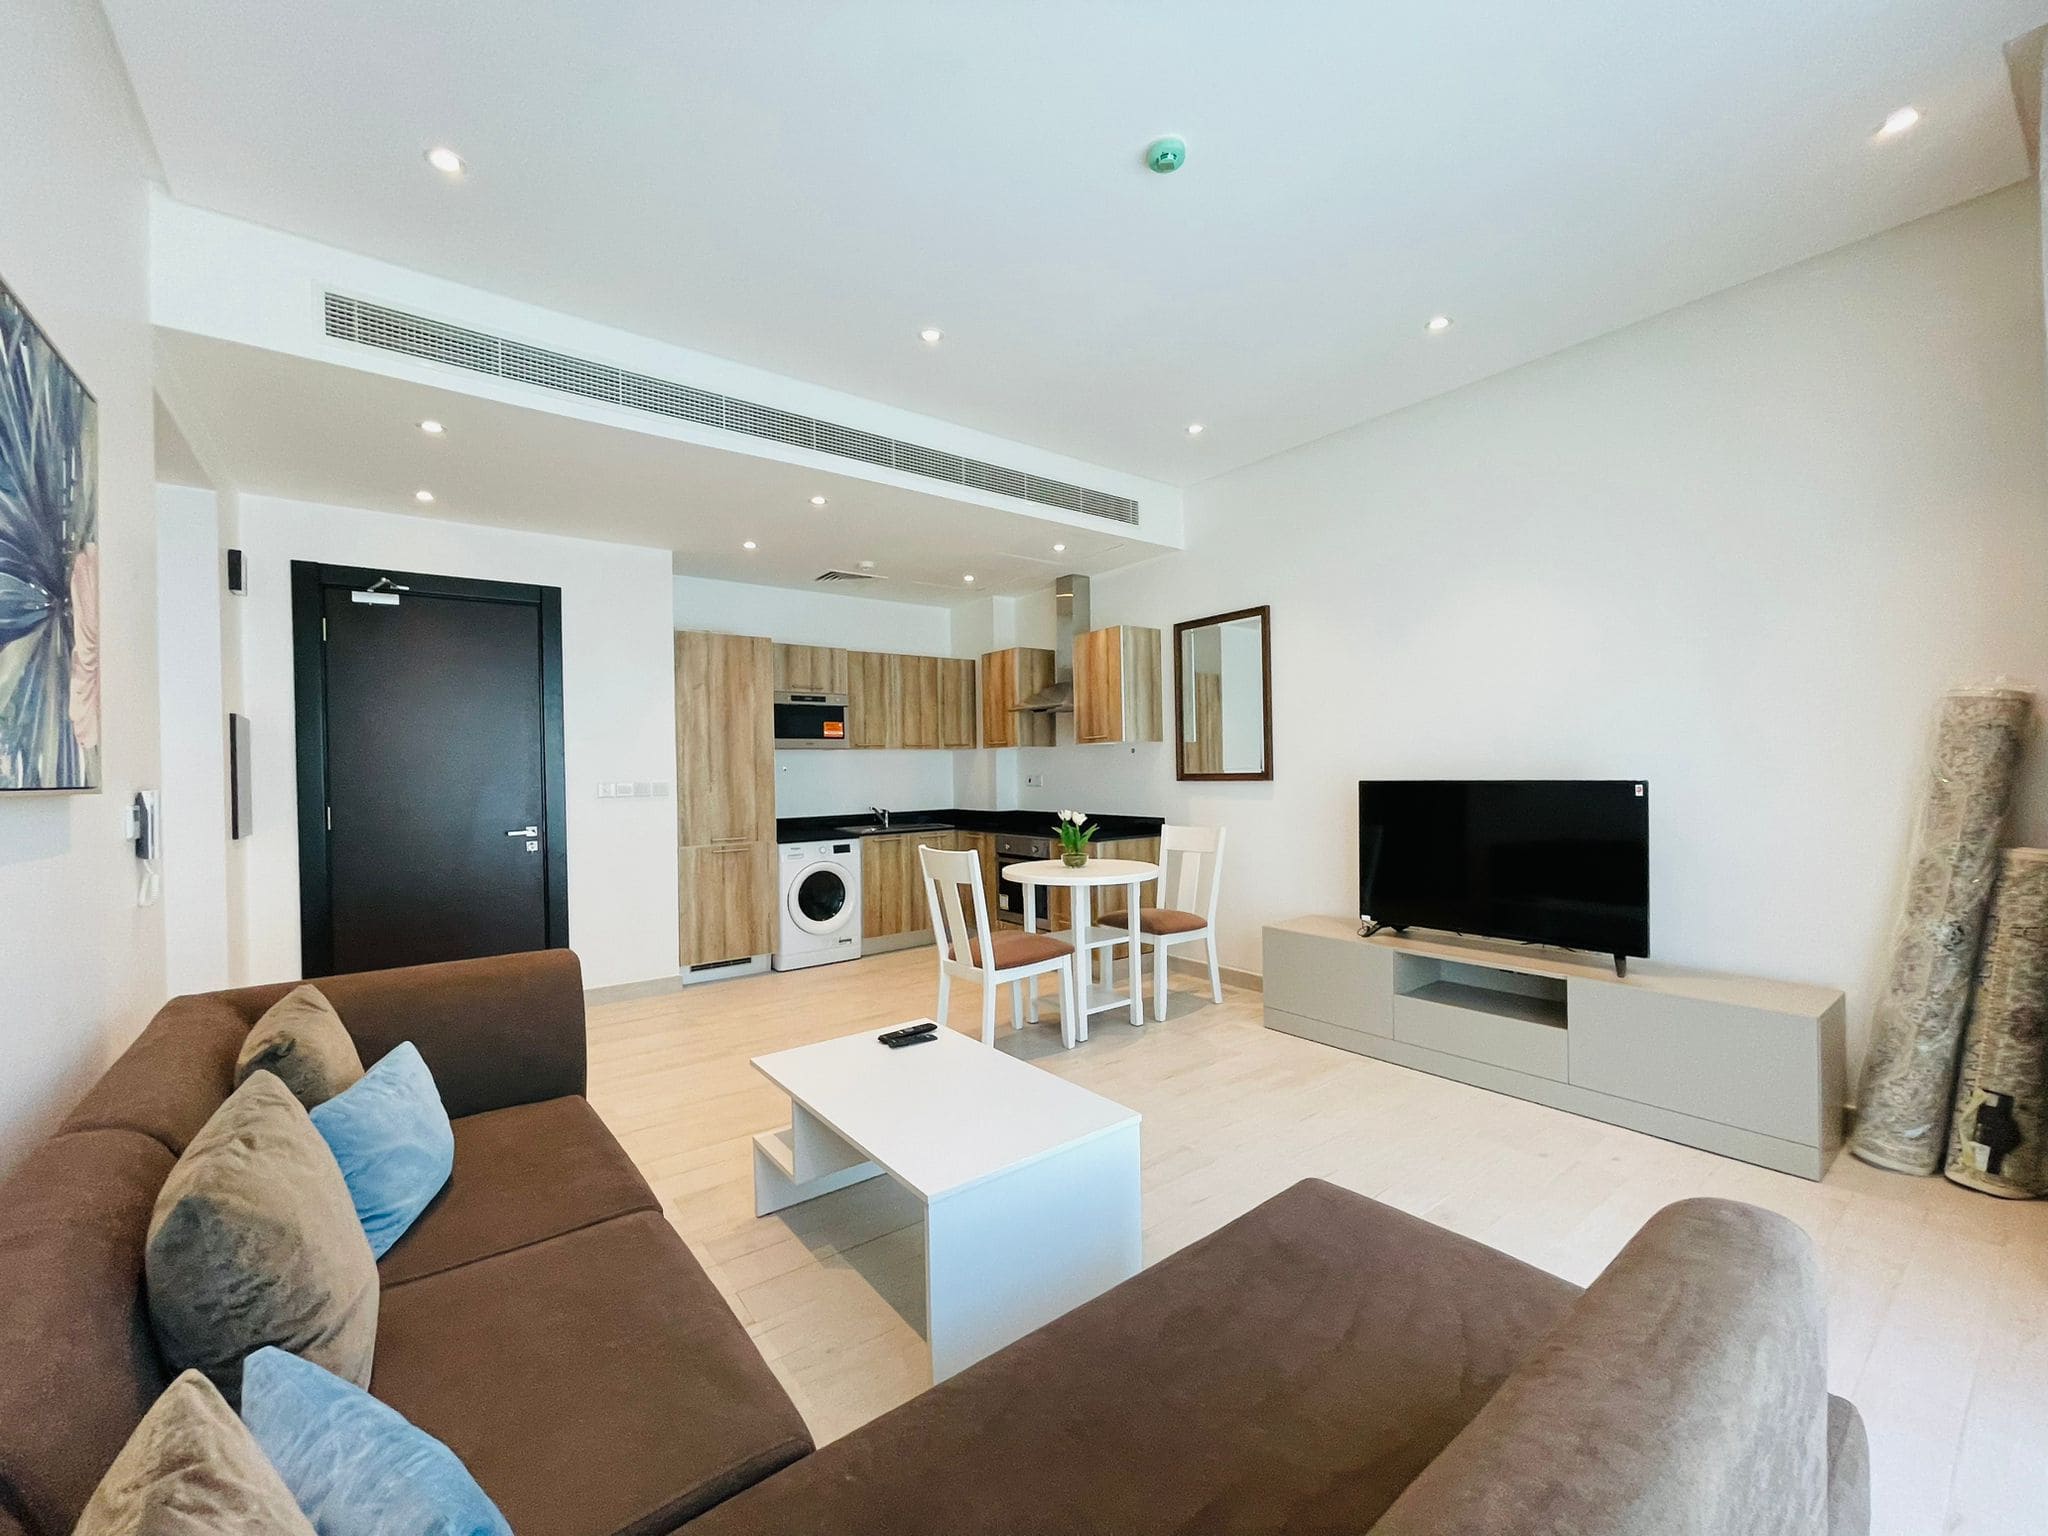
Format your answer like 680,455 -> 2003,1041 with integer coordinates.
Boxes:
313,950 -> 588,1119
1368,1198 -> 1837,1536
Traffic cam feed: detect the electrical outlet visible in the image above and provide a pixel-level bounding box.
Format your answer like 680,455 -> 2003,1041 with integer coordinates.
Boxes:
1024,773 -> 1043,788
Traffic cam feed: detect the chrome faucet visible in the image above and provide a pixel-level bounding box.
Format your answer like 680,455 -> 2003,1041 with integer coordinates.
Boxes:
870,805 -> 891,830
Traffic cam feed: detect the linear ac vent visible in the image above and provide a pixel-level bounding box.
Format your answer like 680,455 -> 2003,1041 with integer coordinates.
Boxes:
814,569 -> 883,583
322,292 -> 1140,526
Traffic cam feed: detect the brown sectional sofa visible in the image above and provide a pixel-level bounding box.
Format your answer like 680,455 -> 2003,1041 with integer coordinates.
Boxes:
0,951 -> 1869,1536
0,952 -> 809,1536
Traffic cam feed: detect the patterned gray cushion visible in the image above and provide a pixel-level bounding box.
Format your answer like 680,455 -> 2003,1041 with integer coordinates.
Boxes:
145,1072 -> 378,1404
236,985 -> 364,1110
74,1369 -> 316,1535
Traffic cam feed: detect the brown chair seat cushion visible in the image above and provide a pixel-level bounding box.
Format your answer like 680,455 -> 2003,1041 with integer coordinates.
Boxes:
376,1096 -> 659,1286
949,931 -> 1072,970
686,1178 -> 1580,1536
1097,906 -> 1207,935
373,1211 -> 812,1536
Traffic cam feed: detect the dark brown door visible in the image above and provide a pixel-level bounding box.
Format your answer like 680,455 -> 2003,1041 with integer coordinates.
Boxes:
293,563 -> 568,975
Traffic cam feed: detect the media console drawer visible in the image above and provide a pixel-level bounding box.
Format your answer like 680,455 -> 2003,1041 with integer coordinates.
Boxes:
1393,984 -> 1568,1081
1566,982 -> 1835,1146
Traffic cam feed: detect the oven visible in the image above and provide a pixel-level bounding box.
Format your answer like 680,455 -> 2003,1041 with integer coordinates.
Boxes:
773,691 -> 848,749
993,834 -> 1055,927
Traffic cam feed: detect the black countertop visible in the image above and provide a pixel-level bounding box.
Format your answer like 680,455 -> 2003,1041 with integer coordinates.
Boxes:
776,807 -> 1163,846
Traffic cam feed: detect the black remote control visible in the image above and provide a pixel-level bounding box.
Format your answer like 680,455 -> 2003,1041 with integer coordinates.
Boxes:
878,1022 -> 937,1046
884,1030 -> 938,1049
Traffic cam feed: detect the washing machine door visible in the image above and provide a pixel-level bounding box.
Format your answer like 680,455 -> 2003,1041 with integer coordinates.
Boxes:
788,862 -> 854,936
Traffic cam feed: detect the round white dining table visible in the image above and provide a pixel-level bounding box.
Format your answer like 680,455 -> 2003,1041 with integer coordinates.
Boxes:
1001,858 -> 1160,1040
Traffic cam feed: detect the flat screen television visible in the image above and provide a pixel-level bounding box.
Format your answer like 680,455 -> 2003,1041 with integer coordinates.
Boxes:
1358,780 -> 1650,968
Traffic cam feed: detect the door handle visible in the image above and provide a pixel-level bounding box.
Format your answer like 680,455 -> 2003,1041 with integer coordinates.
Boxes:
506,825 -> 539,837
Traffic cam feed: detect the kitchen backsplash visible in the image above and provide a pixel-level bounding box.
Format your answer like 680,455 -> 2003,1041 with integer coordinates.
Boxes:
774,749 -> 959,820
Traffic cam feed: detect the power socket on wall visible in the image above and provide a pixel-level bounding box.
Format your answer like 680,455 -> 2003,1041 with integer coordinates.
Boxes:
1024,773 -> 1043,788
597,780 -> 669,799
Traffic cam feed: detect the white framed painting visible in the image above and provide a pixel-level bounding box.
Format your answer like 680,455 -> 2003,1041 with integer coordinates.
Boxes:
0,276 -> 100,792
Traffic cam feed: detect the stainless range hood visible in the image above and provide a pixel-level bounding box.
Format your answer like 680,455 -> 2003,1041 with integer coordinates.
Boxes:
1015,574 -> 1090,714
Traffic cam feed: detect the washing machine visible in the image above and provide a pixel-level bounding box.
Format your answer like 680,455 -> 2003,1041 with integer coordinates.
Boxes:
772,839 -> 863,971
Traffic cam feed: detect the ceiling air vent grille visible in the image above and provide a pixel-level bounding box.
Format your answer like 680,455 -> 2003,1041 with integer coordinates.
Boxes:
321,292 -> 1139,526
814,569 -> 882,583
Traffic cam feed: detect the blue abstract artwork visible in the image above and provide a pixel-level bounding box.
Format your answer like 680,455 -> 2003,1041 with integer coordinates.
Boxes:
0,277 -> 99,791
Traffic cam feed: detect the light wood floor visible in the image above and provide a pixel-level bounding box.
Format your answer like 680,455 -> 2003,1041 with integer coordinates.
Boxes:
586,947 -> 2047,1536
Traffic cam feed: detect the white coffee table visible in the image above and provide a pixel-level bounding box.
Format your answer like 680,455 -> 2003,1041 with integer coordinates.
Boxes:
1005,857 -> 1160,1038
750,1025 -> 1141,1382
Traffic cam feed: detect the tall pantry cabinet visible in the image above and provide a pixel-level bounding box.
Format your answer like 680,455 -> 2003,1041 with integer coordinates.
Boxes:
675,630 -> 777,969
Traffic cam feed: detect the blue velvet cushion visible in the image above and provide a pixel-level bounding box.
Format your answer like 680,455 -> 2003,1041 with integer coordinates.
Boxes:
240,1346 -> 512,1536
308,1041 -> 453,1259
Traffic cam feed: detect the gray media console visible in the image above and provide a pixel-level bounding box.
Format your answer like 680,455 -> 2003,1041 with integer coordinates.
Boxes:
1263,916 -> 1847,1179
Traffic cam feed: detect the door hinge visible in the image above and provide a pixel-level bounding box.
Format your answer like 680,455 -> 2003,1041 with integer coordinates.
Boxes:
325,806 -> 332,832
321,617 -> 327,641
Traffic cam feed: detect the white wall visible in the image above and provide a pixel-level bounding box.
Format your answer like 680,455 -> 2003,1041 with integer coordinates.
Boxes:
0,0 -> 164,1173
156,483 -> 231,994
1008,186 -> 2048,1085
219,496 -> 680,989
672,573 -> 964,818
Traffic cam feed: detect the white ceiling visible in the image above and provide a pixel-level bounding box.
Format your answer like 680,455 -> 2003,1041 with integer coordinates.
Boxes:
107,2 -> 2045,485
156,332 -> 1150,603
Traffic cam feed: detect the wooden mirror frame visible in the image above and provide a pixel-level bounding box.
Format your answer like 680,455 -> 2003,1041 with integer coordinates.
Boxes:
1173,605 -> 1273,782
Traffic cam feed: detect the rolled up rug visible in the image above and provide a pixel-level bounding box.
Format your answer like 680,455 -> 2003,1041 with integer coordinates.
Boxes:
1852,685 -> 2032,1175
1945,848 -> 2048,1197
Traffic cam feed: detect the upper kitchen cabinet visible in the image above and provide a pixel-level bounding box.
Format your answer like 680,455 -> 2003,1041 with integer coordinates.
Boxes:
891,654 -> 943,749
981,647 -> 1055,748
1074,626 -> 1163,745
938,657 -> 977,749
676,630 -> 775,844
773,643 -> 848,695
846,649 -> 893,748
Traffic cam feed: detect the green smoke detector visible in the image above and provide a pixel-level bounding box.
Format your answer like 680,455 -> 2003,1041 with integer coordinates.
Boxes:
1146,135 -> 1187,174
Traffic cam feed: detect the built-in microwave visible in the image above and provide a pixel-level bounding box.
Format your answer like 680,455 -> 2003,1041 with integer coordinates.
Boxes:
774,691 -> 849,749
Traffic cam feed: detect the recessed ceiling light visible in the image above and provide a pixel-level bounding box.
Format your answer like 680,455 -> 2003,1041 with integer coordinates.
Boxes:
1185,423 -> 1205,437
1876,106 -> 1921,139
1053,542 -> 1066,553
414,489 -> 435,503
810,495 -> 827,506
919,327 -> 944,345
418,419 -> 444,435
1425,314 -> 1454,333
425,146 -> 465,176
963,574 -> 975,584
858,560 -> 876,570
742,540 -> 757,550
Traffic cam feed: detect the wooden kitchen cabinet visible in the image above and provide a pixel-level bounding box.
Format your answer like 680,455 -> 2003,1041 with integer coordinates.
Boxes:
772,643 -> 848,695
980,647 -> 1055,748
847,650 -> 893,748
891,654 -> 943,749
678,842 -> 775,967
1073,626 -> 1163,745
938,657 -> 978,748
675,630 -> 776,966
676,631 -> 775,845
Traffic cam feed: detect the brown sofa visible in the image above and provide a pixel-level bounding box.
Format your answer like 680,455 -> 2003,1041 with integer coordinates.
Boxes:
0,952 -> 1869,1536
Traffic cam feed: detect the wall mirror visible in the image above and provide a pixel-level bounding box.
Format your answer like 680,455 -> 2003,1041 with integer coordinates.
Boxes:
1174,605 -> 1272,781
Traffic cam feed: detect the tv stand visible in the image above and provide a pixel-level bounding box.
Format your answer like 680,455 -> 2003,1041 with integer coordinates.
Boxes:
1264,918 -> 1846,1179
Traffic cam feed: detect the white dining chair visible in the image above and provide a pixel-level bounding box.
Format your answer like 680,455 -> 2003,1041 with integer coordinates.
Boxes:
1099,825 -> 1226,1022
920,844 -> 1079,1049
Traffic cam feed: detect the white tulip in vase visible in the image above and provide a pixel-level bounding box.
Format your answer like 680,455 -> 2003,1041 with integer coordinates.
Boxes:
1053,808 -> 1098,869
